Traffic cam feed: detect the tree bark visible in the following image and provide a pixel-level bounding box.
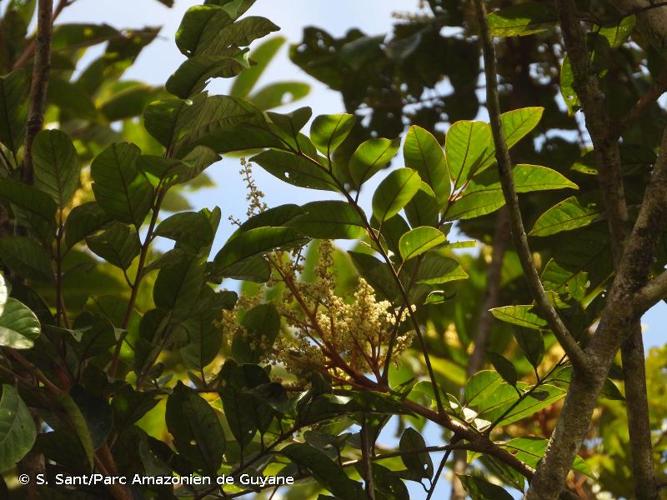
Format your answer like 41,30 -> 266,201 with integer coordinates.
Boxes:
621,324 -> 658,500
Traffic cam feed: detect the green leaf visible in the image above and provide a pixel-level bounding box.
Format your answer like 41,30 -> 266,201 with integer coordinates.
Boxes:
143,98 -> 188,149
415,252 -> 468,285
166,382 -> 225,472
310,113 -> 356,157
404,188 -> 439,228
404,125 -> 450,206
251,149 -> 339,191
560,56 -> 579,114
99,82 -> 158,122
0,237 -> 53,282
166,52 -> 248,99
86,222 -> 141,269
91,143 -> 154,227
0,298 -> 41,349
488,2 -> 557,37
398,227 -> 446,261
70,386 -> 112,449
487,352 -> 518,386
287,200 -> 366,239
530,196 -> 602,237
459,475 -> 513,500
176,5 -> 233,56
598,15 -> 636,48
215,226 -> 305,272
489,305 -> 547,330
502,437 -> 591,476
33,130 -> 80,208
464,371 -> 566,427
0,177 -> 56,235
155,211 -> 215,251
446,164 -> 576,220
232,303 -> 280,363
64,202 -> 112,251
372,168 -> 422,222
231,36 -> 285,98
0,385 -> 37,472
0,70 -> 28,154
349,137 -> 401,188
446,120 -> 492,188
57,393 -> 94,469
250,81 -> 310,110
154,254 -> 205,321
179,316 -> 221,370
282,443 -> 364,498
399,427 -> 433,479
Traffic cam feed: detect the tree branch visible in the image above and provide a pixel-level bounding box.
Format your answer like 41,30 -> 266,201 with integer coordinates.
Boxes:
472,0 -> 590,376
558,3 -> 659,498
22,0 -> 54,184
634,270 -> 667,313
527,120 -> 667,500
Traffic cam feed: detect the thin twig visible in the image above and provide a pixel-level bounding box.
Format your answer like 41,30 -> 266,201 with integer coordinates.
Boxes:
473,0 -> 590,376
22,0 -> 54,184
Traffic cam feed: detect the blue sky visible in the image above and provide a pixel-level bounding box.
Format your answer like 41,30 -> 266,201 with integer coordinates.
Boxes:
58,1 -> 666,497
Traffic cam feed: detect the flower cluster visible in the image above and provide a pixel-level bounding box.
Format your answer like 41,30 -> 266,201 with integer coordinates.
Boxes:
271,241 -> 414,382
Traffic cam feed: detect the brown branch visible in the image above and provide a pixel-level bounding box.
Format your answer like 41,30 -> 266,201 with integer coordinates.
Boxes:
22,0 -> 54,184
472,0 -> 589,376
621,323 -> 658,500
12,0 -> 72,71
554,4 -> 659,499
527,122 -> 667,499
635,270 -> 667,313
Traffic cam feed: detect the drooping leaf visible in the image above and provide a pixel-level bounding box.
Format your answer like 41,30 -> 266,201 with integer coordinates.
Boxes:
166,382 -> 226,472
90,142 -> 154,227
349,137 -> 401,188
0,177 -> 56,236
282,443 -> 364,498
403,125 -> 450,206
459,475 -> 513,500
287,200 -> 366,239
446,120 -> 492,188
0,237 -> 53,282
487,352 -> 518,386
0,298 -> 41,349
0,70 -> 28,154
372,168 -> 422,222
489,305 -> 547,330
86,222 -> 141,269
0,385 -> 37,472
215,226 -> 305,273
398,227 -> 446,261
488,3 -> 557,37
502,437 -> 591,476
153,254 -> 205,321
399,427 -> 433,479
446,164 -> 576,220
33,129 -> 80,208
530,196 -> 602,237
230,36 -> 285,98
251,149 -> 339,191
250,81 -> 310,110
64,202 -> 112,251
155,210 -> 215,251
310,113 -> 356,157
